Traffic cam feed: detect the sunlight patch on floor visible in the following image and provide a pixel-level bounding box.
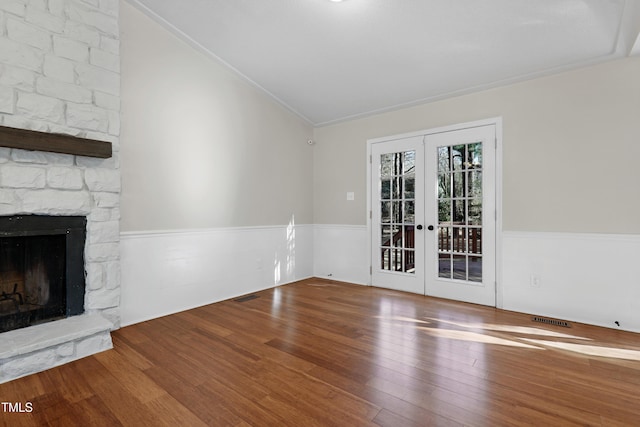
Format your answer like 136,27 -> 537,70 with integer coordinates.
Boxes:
374,315 -> 432,325
416,327 -> 542,349
425,318 -> 591,340
373,313 -> 640,361
521,339 -> 640,361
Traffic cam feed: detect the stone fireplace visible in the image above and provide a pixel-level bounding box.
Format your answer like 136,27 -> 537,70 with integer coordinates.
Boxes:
0,215 -> 87,334
0,0 -> 121,383
0,144 -> 120,383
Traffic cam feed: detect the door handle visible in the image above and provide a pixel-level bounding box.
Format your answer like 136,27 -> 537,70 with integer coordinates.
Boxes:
427,225 -> 434,231
416,225 -> 423,230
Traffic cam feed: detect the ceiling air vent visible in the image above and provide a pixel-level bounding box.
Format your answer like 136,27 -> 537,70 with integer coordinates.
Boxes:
532,316 -> 571,328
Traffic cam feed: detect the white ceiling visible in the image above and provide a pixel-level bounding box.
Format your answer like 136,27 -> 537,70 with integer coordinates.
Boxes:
129,0 -> 640,126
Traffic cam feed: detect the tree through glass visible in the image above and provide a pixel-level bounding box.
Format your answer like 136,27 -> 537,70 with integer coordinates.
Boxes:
437,142 -> 482,282
380,151 -> 415,273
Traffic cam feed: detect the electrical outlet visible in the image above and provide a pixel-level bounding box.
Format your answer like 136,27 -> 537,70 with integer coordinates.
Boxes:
530,274 -> 541,288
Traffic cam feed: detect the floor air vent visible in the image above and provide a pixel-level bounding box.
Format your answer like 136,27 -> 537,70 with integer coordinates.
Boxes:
234,294 -> 259,303
532,316 -> 571,328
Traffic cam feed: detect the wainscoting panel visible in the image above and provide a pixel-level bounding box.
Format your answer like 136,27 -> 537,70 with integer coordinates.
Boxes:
502,231 -> 640,333
122,226 -> 640,333
120,224 -> 313,326
313,225 -> 369,285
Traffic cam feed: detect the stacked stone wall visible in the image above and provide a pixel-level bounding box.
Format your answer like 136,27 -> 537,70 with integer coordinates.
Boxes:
0,0 -> 121,383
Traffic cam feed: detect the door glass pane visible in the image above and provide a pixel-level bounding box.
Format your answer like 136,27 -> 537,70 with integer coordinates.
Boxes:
438,227 -> 451,252
404,176 -> 415,199
469,256 -> 482,282
381,154 -> 394,177
439,253 -> 451,278
468,171 -> 481,198
378,149 -> 416,275
452,227 -> 466,253
381,248 -> 389,270
452,255 -> 466,280
404,250 -> 415,273
404,201 -> 415,224
453,200 -> 466,224
452,145 -> 465,170
392,226 -> 402,247
468,228 -> 481,254
392,249 -> 403,272
438,199 -> 451,223
403,151 -> 415,174
453,172 -> 465,198
438,174 -> 450,199
392,177 -> 402,199
467,142 -> 482,169
404,225 -> 415,249
381,201 -> 391,223
436,141 -> 483,283
469,199 -> 482,225
381,225 -> 392,246
392,201 -> 402,223
381,180 -> 391,200
438,147 -> 450,173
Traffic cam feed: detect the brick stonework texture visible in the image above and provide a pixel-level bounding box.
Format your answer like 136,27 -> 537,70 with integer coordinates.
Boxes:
0,0 -> 121,383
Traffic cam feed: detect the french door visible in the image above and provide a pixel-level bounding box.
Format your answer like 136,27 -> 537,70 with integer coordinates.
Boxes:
371,124 -> 497,306
371,136 -> 425,294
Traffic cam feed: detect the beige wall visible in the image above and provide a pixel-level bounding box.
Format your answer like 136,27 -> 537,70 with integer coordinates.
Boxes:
313,57 -> 640,233
120,0 -> 639,235
120,2 -> 313,232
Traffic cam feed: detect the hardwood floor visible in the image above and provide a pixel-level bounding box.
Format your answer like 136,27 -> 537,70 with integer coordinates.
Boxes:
2,278 -> 640,426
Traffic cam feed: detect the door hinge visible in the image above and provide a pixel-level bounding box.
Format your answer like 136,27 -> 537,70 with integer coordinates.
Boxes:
369,154 -> 372,164
369,266 -> 373,275
495,137 -> 497,149
369,210 -> 372,219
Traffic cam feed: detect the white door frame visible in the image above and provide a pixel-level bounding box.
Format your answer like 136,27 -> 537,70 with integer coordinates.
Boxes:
366,117 -> 504,308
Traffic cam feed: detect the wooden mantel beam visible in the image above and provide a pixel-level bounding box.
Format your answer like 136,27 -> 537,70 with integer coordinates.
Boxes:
0,125 -> 112,159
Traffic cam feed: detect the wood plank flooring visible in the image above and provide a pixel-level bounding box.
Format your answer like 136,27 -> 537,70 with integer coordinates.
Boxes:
1,279 -> 640,426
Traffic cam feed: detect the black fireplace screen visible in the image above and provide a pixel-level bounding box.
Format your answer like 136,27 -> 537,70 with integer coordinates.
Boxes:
0,215 -> 86,334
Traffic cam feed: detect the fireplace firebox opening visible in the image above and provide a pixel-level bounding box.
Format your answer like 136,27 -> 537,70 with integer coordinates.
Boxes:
0,215 -> 86,334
